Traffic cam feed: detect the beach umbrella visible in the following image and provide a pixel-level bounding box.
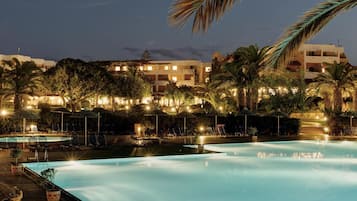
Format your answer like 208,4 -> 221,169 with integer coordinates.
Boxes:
34,149 -> 39,162
44,149 -> 48,161
239,107 -> 253,135
270,109 -> 288,136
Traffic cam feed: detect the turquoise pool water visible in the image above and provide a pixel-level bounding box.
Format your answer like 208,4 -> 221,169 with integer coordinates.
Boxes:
0,136 -> 72,143
25,140 -> 357,201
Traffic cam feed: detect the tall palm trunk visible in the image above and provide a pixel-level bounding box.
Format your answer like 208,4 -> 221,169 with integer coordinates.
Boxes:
248,87 -> 258,111
238,88 -> 246,109
354,89 -> 357,112
14,94 -> 22,111
334,87 -> 342,112
241,88 -> 248,108
323,92 -> 331,110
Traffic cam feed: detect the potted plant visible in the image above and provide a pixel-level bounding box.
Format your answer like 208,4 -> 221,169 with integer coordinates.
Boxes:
248,127 -> 258,142
10,148 -> 23,175
8,186 -> 23,201
41,168 -> 61,201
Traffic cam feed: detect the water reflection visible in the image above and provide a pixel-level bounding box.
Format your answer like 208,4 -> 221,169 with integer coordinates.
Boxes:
257,152 -> 324,159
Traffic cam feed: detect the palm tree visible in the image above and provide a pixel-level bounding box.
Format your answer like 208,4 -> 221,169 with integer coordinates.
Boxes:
236,45 -> 269,110
2,58 -> 43,111
169,0 -> 357,67
0,66 -> 12,110
211,59 -> 244,109
169,0 -> 237,32
164,82 -> 194,114
309,62 -> 356,112
266,0 -> 357,68
212,45 -> 268,111
195,82 -> 236,114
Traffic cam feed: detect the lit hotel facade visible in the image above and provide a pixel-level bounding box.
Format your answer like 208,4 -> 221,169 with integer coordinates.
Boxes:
1,43 -> 353,110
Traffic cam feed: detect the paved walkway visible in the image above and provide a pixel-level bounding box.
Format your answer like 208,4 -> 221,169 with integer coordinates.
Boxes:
0,149 -> 47,201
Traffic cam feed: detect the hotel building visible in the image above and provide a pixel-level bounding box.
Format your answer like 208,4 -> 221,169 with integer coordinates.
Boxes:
286,44 -> 348,80
102,59 -> 211,97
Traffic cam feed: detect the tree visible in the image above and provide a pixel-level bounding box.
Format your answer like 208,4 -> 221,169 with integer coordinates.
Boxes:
169,0 -> 237,32
309,62 -> 356,112
116,66 -> 151,101
45,58 -> 107,112
87,65 -> 114,108
211,45 -> 268,111
2,58 -> 43,111
169,0 -> 357,67
266,0 -> 357,68
0,66 -> 11,110
195,82 -> 236,114
141,50 -> 151,60
164,82 -> 194,114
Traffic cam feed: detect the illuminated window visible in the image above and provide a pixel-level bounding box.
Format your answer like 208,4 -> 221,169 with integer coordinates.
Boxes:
172,76 -> 177,82
115,66 -> 120,71
122,66 -> 128,71
164,65 -> 169,70
147,66 -> 153,71
172,65 -> 177,71
205,66 -> 212,72
205,77 -> 210,83
139,66 -> 144,71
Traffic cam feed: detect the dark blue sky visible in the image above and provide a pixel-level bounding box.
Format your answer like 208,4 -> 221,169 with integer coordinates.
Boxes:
1,0 -> 356,64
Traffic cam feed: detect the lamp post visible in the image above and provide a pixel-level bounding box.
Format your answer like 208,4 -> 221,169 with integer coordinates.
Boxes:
84,115 -> 88,146
184,107 -> 192,136
241,107 -> 249,135
61,112 -> 64,132
276,109 -> 282,136
146,105 -> 159,136
244,114 -> 247,135
155,113 -> 159,136
350,115 -> 354,131
184,114 -> 187,135
97,112 -> 100,134
96,112 -> 100,145
215,106 -> 223,134
277,114 -> 280,136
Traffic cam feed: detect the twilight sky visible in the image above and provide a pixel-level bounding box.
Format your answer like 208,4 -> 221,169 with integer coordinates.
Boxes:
0,0 -> 356,64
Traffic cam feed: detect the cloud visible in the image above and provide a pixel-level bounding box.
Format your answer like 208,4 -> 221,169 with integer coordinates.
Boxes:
122,46 -> 220,61
149,49 -> 185,60
122,47 -> 143,58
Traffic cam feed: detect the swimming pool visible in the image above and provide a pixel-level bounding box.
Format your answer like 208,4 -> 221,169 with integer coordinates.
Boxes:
24,140 -> 357,201
0,135 -> 72,143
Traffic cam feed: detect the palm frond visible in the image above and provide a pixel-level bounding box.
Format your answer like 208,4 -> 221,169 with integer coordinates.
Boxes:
168,0 -> 237,32
265,0 -> 357,68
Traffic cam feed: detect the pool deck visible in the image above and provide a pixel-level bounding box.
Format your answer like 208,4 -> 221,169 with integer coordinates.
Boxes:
0,149 -> 47,201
